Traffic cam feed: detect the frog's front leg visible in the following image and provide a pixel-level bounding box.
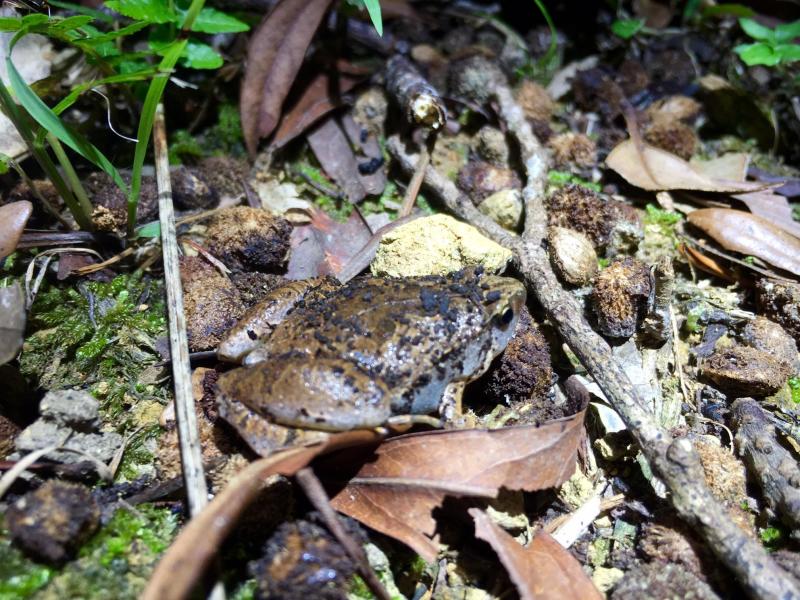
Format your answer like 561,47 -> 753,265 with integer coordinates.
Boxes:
217,277 -> 329,363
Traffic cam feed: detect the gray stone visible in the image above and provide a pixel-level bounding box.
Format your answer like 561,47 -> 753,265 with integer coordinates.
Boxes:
38,389 -> 99,430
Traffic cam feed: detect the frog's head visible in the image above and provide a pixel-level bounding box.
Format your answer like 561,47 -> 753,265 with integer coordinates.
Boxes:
479,275 -> 527,362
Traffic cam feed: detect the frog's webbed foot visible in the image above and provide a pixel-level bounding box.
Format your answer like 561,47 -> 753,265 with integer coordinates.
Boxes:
385,414 -> 443,433
241,346 -> 271,366
439,381 -> 466,423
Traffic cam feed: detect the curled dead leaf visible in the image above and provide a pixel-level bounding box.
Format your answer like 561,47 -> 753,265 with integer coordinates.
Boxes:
606,139 -> 770,193
270,72 -> 360,150
329,410 -> 587,561
470,509 -> 603,600
0,282 -> 25,365
240,0 -> 334,156
142,429 -> 384,600
687,208 -> 800,277
0,200 -> 32,259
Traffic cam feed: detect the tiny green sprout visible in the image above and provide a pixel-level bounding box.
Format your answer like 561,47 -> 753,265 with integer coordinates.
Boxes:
598,257 -> 610,269
611,18 -> 645,40
743,255 -> 756,265
734,17 -> 800,67
789,377 -> 800,404
645,204 -> 682,227
760,526 -> 783,545
547,170 -> 602,192
684,305 -> 705,334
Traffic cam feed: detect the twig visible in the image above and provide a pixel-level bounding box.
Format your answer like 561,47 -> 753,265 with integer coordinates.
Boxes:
388,74 -> 800,599
153,104 -> 225,600
732,399 -> 800,532
295,468 -> 392,600
399,134 -> 433,217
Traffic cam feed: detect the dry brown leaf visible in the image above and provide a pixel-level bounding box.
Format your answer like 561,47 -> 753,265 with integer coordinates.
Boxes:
733,190 -> 800,239
240,0 -> 334,156
142,429 -> 384,600
687,208 -> 800,277
0,200 -> 32,259
307,117 -> 369,203
470,509 -> 603,600
0,282 -> 25,365
286,207 -> 373,279
606,139 -> 770,193
679,243 -> 737,282
270,72 -> 361,150
690,152 -> 750,182
329,411 -> 586,561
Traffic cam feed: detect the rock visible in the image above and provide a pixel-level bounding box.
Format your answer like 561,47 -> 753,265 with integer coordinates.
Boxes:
38,389 -> 99,430
755,278 -> 800,343
472,126 -> 510,165
447,56 -> 500,104
611,562 -> 721,600
478,189 -> 523,231
0,414 -> 21,458
547,185 -> 617,249
701,345 -> 791,397
0,282 -> 25,365
458,160 -> 521,202
370,214 -> 512,277
592,258 -> 652,339
514,79 -> 555,122
251,516 -> 362,600
170,165 -> 218,210
6,481 -> 99,564
352,87 -> 389,138
476,307 -> 553,408
548,226 -> 598,286
548,132 -> 597,168
181,256 -> 245,352
14,390 -> 123,464
740,316 -> 799,372
205,206 -> 292,273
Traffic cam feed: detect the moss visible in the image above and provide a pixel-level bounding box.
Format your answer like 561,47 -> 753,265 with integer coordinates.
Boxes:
34,505 -> 178,599
0,532 -> 54,598
20,273 -> 167,419
789,377 -> 800,404
0,505 -> 176,599
169,103 -> 245,164
547,170 -> 601,192
760,526 -> 784,548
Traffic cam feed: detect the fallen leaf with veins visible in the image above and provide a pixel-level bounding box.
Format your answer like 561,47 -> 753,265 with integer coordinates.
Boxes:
687,208 -> 800,277
240,0 -> 334,156
142,429 -> 384,600
307,117 -> 368,203
0,200 -> 32,259
606,139 -> 771,193
471,509 -> 603,600
286,207 -> 373,279
270,71 -> 361,150
0,282 -> 25,365
734,190 -> 800,239
329,411 -> 587,561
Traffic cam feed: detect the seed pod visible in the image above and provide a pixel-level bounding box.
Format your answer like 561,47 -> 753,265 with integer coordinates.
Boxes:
547,226 -> 598,286
386,55 -> 446,130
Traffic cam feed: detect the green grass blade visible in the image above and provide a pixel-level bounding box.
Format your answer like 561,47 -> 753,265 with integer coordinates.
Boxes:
6,53 -> 128,194
362,0 -> 382,36
127,39 -> 186,237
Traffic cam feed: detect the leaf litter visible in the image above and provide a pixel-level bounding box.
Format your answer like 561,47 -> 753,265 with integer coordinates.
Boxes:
4,0 -> 800,599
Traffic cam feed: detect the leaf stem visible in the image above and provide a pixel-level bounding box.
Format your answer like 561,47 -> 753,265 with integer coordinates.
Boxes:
47,134 -> 95,227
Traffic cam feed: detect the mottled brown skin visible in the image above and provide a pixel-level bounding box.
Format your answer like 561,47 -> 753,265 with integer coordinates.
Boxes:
216,272 -> 525,436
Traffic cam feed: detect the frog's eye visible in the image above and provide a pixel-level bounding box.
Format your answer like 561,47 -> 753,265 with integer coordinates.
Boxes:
498,308 -> 515,329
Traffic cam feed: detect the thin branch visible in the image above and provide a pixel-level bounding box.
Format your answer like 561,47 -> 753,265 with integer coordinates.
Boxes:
388,74 -> 800,600
296,468 -> 392,600
153,103 -> 225,600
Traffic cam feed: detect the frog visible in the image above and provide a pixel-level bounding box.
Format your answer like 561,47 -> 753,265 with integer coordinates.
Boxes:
214,269 -> 526,455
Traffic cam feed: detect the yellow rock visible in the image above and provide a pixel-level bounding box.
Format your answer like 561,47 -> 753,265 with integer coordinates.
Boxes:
370,214 -> 512,277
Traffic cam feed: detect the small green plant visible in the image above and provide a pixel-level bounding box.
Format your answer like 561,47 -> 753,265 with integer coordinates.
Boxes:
611,18 -> 644,39
789,377 -> 800,404
644,203 -> 682,235
734,17 -> 800,66
0,0 -> 248,235
760,525 -> 783,547
547,169 -> 602,192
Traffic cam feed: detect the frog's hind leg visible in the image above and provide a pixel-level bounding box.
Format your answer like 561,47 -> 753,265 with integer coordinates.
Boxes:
439,381 -> 466,423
